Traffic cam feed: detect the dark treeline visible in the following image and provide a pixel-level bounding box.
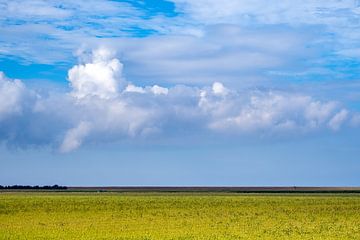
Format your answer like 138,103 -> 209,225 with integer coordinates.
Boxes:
0,185 -> 67,190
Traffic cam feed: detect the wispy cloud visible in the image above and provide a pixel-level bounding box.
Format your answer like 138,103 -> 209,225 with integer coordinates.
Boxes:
1,0 -> 359,83
0,0 -> 168,63
107,24 -> 316,86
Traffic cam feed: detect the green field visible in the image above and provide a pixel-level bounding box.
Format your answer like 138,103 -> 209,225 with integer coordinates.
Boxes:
1,192 -> 360,239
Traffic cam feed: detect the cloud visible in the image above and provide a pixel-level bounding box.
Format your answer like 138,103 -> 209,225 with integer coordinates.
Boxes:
172,0 -> 358,27
110,24 -> 313,86
68,47 -> 125,99
0,72 -> 28,120
1,1 -> 359,154
151,85 -> 169,95
205,91 -> 349,133
1,0 -> 359,88
125,84 -> 146,94
212,82 -> 228,96
59,121 -> 91,153
0,72 -> 34,122
0,48 -> 356,152
171,1 -> 360,60
0,0 -> 163,63
0,0 -> 141,26
328,109 -> 349,131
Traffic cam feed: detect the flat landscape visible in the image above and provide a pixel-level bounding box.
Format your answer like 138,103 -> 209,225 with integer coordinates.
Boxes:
1,191 -> 360,240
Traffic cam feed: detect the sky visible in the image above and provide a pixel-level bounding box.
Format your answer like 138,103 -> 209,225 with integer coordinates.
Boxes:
1,0 -> 360,186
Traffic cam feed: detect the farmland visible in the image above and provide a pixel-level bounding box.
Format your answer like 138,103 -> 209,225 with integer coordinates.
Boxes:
1,192 -> 360,239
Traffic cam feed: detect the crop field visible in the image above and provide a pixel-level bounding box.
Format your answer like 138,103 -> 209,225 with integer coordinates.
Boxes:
1,192 -> 360,239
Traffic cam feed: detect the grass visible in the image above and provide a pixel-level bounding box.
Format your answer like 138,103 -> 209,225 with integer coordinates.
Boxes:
1,192 -> 360,239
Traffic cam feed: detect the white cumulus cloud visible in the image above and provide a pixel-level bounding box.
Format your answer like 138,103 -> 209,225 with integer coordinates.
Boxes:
201,89 -> 350,133
68,47 -> 125,99
0,72 -> 28,120
151,85 -> 169,95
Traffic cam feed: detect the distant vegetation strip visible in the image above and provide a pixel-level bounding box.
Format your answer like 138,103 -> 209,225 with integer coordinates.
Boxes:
67,186 -> 360,193
2,186 -> 360,193
0,185 -> 67,190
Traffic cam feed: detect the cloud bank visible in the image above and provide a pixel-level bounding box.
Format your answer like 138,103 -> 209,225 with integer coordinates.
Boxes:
0,47 -> 355,152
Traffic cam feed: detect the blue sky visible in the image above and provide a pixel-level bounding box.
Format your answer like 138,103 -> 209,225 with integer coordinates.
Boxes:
1,0 -> 360,186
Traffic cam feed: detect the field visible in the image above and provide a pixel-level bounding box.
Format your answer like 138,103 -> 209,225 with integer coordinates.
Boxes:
1,192 -> 360,239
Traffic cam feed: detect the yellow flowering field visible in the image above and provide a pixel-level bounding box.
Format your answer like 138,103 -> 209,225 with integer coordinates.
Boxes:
1,192 -> 360,239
